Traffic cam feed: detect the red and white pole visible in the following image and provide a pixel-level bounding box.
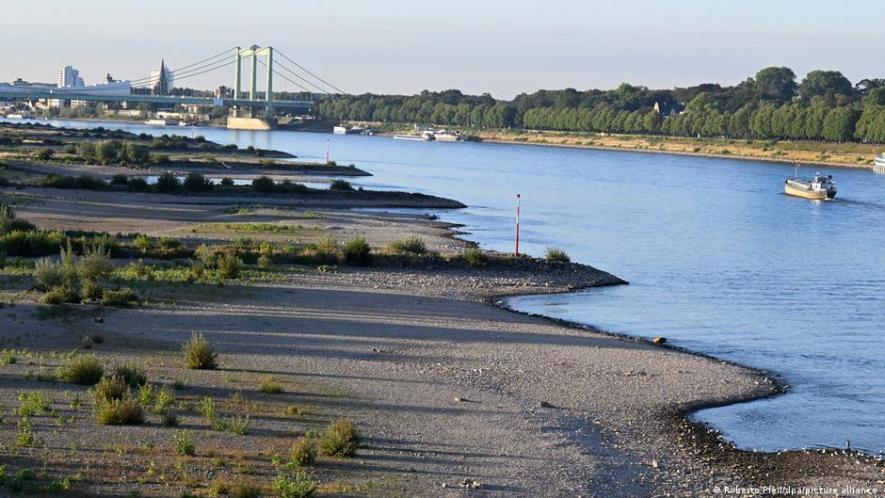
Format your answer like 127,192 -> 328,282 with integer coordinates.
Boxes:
514,193 -> 521,256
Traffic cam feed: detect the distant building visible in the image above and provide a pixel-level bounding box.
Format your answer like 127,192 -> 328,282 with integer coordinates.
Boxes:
57,65 -> 85,88
653,101 -> 682,116
150,60 -> 174,95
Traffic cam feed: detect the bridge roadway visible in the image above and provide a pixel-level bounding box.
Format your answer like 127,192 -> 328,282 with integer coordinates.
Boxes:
0,89 -> 313,111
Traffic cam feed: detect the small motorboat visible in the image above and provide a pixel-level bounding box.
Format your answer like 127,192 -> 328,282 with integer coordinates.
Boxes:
784,171 -> 836,200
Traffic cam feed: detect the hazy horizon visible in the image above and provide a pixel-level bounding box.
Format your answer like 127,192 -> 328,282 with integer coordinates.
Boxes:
1,0 -> 882,99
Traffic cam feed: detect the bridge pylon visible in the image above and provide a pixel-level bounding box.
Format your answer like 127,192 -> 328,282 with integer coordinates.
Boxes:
232,45 -> 274,118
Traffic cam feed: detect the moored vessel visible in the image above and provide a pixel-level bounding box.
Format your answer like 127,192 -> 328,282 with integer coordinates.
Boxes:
784,172 -> 836,200
874,153 -> 885,174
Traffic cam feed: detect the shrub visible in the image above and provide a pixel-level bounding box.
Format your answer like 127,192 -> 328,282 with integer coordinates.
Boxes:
95,398 -> 144,425
114,364 -> 147,388
153,385 -> 175,414
110,174 -> 129,186
133,234 -> 152,254
387,236 -> 426,255
272,469 -> 317,498
81,278 -> 103,301
310,236 -> 338,264
41,285 -> 80,304
252,176 -> 276,193
155,172 -> 180,193
257,254 -> 273,269
101,287 -> 137,306
462,247 -> 488,267
57,355 -> 104,385
342,237 -> 371,266
544,247 -> 571,263
16,391 -> 50,417
183,172 -> 212,192
33,258 -> 65,290
93,375 -> 129,402
290,437 -> 317,467
194,244 -> 218,267
34,148 -> 54,160
173,430 -> 195,455
79,244 -> 113,281
217,253 -> 242,279
318,418 -> 359,457
220,177 -> 234,187
0,230 -> 66,257
329,179 -> 354,191
128,177 -> 149,192
259,376 -> 283,394
183,333 -> 217,370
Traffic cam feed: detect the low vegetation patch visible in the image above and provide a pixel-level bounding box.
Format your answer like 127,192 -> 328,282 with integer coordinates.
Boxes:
57,355 -> 104,385
544,247 -> 571,263
289,437 -> 317,467
94,397 -> 145,425
183,333 -> 217,370
272,468 -> 317,498
387,236 -> 426,255
318,418 -> 360,457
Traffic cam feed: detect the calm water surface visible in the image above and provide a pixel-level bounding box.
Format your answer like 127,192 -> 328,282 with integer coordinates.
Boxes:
17,119 -> 885,453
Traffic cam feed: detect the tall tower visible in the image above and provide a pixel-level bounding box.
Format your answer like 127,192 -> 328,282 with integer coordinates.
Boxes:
153,59 -> 170,95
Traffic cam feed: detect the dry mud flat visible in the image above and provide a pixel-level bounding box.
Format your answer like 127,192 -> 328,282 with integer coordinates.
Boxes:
1,257 -> 882,495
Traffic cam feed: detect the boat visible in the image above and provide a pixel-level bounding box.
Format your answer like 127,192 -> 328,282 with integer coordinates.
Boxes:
784,171 -> 837,200
392,134 -> 424,141
333,125 -> 368,135
874,153 -> 885,174
431,129 -> 466,142
145,118 -> 178,126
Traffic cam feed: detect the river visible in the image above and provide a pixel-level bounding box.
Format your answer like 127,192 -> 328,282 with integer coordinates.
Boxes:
11,118 -> 885,454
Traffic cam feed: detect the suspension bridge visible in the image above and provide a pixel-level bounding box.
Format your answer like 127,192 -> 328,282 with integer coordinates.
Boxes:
0,45 -> 345,126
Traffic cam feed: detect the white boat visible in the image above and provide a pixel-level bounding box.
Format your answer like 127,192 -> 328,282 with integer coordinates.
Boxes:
333,125 -> 367,135
431,129 -> 465,142
874,154 -> 885,174
145,118 -> 178,126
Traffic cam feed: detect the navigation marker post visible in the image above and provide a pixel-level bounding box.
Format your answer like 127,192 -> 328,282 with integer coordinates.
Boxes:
514,193 -> 521,256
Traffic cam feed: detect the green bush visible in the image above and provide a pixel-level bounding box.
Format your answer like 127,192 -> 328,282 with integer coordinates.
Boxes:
329,179 -> 354,191
387,236 -> 426,255
173,430 -> 195,456
194,244 -> 218,267
257,254 -> 273,269
101,287 -> 137,306
33,258 -> 65,290
155,172 -> 180,193
93,375 -> 129,402
462,247 -> 488,267
41,285 -> 80,304
57,355 -> 104,385
183,172 -> 212,192
310,236 -> 338,264
133,234 -> 153,254
0,230 -> 66,257
272,469 -> 317,498
114,364 -> 148,388
128,177 -> 149,191
110,174 -> 129,186
79,244 -> 113,281
342,237 -> 371,266
183,333 -> 217,370
81,278 -> 103,301
252,176 -> 276,193
290,437 -> 317,467
34,148 -> 54,161
95,398 -> 145,425
544,247 -> 571,263
318,418 -> 359,457
217,253 -> 242,279
259,376 -> 283,394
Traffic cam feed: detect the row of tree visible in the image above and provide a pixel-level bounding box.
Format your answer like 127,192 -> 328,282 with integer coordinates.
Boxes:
316,67 -> 885,143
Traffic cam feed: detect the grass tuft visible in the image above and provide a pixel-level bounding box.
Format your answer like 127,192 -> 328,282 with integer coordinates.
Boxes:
183,333 -> 217,370
318,418 -> 360,457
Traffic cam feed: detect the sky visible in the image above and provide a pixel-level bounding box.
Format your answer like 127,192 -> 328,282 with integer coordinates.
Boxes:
1,0 -> 882,99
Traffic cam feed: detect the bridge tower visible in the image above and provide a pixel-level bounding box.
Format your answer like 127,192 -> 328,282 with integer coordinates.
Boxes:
232,45 -> 274,118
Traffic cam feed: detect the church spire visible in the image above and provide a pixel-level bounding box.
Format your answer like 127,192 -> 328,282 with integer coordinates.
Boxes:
154,59 -> 169,95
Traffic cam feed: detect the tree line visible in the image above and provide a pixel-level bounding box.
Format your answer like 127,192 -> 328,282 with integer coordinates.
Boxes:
316,68 -> 885,143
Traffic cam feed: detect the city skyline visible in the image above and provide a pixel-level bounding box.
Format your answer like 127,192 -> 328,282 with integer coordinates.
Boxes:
1,0 -> 883,98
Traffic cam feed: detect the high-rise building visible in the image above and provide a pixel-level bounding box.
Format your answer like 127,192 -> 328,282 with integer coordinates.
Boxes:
57,65 -> 85,88
150,60 -> 174,95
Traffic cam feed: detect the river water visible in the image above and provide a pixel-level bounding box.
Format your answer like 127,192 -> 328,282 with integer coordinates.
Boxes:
12,119 -> 885,453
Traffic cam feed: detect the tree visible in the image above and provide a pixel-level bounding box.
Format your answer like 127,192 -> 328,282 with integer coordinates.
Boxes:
799,70 -> 853,100
754,67 -> 797,102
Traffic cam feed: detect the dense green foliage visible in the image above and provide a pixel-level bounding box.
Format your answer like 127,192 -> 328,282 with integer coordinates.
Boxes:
318,69 -> 885,143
